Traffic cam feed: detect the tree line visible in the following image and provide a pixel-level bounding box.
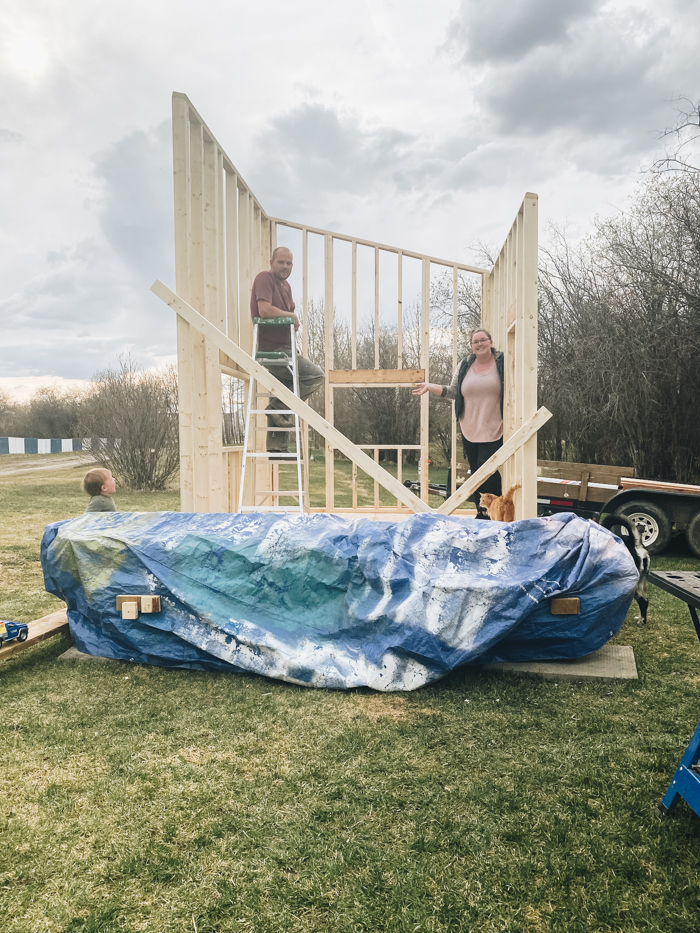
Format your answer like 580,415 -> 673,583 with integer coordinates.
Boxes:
0,359 -> 179,491
538,170 -> 700,482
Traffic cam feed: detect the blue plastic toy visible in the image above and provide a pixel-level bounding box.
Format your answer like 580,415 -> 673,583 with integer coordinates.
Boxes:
0,620 -> 29,648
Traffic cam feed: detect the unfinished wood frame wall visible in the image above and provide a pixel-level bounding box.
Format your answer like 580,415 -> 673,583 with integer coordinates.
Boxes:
269,217 -> 485,511
171,93 -> 540,517
173,93 -> 273,511
481,193 -> 539,520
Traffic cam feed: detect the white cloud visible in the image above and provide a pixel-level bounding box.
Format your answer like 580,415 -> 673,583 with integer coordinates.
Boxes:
447,0 -> 602,64
0,376 -> 90,404
0,0 -> 699,380
0,123 -> 175,378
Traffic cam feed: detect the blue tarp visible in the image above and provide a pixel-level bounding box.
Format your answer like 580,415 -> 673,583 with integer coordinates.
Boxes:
41,511 -> 638,691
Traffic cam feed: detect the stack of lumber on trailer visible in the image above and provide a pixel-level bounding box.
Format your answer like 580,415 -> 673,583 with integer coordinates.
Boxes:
538,460 -> 634,507
619,477 -> 700,496
455,459 -> 635,510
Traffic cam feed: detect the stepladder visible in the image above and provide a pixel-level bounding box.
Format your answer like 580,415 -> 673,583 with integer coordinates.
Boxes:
239,316 -> 305,514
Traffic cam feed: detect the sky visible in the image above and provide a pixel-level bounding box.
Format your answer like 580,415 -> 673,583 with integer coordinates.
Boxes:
1,0 -> 699,400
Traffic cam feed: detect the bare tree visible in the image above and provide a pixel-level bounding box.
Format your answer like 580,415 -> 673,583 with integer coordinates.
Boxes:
653,97 -> 700,174
81,357 -> 180,490
430,270 -> 482,347
0,385 -> 84,438
0,388 -> 13,435
222,375 -> 246,446
538,173 -> 700,482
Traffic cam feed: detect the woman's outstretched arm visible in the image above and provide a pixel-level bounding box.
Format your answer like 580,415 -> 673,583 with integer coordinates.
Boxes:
412,363 -> 462,400
412,382 -> 444,397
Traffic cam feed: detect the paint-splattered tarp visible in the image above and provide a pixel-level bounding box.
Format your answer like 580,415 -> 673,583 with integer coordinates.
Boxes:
41,511 -> 638,691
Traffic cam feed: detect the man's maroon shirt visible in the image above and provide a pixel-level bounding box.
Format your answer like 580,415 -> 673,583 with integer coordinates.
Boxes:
250,271 -> 295,351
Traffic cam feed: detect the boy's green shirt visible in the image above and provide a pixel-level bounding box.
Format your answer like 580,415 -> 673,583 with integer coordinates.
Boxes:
85,495 -> 116,513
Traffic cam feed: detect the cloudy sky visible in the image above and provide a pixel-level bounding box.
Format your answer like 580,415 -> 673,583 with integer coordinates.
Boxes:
1,0 -> 699,398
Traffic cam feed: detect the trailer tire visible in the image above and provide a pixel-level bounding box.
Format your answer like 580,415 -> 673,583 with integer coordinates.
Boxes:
614,500 -> 672,555
686,511 -> 700,559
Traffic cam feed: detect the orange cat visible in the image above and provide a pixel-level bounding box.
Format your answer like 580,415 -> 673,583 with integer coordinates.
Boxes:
479,483 -> 521,522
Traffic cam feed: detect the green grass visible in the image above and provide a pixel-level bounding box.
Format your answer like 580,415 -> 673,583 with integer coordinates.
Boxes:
2,460 -> 700,931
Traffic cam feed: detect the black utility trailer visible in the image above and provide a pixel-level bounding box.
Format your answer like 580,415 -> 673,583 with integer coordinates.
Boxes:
598,478 -> 700,557
407,459 -> 700,557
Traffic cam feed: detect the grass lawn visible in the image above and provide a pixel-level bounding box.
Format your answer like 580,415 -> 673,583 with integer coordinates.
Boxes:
2,459 -> 700,932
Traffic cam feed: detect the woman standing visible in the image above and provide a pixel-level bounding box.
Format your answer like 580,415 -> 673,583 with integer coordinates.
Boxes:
412,329 -> 504,518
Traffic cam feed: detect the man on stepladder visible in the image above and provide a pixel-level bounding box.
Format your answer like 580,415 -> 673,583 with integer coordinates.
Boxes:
250,247 -> 324,452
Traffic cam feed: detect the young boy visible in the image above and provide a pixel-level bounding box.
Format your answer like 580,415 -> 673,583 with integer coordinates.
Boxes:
83,468 -> 117,512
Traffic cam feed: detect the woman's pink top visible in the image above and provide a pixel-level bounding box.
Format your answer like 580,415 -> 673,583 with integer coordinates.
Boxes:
459,364 -> 503,443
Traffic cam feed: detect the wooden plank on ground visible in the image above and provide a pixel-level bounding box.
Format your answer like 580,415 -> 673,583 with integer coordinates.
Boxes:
0,609 -> 69,661
483,644 -> 638,681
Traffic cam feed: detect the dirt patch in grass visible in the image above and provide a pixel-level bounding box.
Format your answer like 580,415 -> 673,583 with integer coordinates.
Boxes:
345,693 -> 439,722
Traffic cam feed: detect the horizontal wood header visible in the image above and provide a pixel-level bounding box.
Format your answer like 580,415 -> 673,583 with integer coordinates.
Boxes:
329,369 -> 425,386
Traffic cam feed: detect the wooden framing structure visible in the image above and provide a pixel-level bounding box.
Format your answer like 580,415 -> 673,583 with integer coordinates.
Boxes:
155,93 -> 549,519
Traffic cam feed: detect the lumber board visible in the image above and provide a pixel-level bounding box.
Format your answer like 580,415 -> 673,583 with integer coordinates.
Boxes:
225,168 -> 240,345
437,407 -> 553,515
551,597 -> 580,615
0,609 -> 69,661
519,193 -> 538,519
536,480 -> 611,500
397,251 -> 403,368
619,477 -> 700,496
151,281 -> 432,513
458,459 -> 630,488
351,241 -> 358,369
451,265 -> 459,499
328,369 -> 424,386
538,460 -> 634,482
309,508 -> 477,520
420,258 -> 430,502
203,137 -> 226,511
172,93 -> 195,512
374,246 -> 380,369
269,217 -> 490,275
324,234 -> 334,509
